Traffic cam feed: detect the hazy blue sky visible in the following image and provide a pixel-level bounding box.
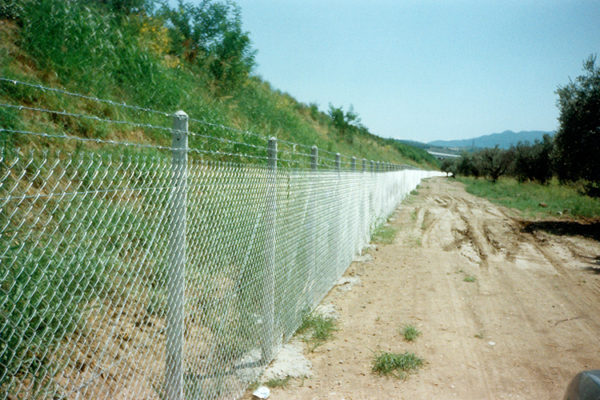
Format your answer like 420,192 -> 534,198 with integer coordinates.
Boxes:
232,0 -> 600,142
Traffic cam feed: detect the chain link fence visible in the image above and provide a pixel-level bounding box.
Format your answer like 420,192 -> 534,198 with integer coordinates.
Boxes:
1,82 -> 442,399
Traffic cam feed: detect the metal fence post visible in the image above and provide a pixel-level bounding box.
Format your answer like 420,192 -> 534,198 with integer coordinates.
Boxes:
360,158 -> 367,251
334,153 -> 341,275
370,160 -> 374,173
311,146 -> 318,171
166,110 -> 187,400
262,137 -> 277,362
308,145 -> 318,308
350,156 -> 357,254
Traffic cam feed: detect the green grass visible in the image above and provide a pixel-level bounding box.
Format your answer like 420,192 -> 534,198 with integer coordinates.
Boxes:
401,324 -> 421,342
265,377 -> 291,389
458,177 -> 600,219
296,312 -> 336,351
372,351 -> 423,379
463,275 -> 476,283
371,223 -> 399,244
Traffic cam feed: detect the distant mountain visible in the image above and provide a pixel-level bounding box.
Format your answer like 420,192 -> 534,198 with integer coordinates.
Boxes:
428,130 -> 555,150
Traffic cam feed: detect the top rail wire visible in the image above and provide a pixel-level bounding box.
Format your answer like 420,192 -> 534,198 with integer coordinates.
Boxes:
0,77 -> 411,166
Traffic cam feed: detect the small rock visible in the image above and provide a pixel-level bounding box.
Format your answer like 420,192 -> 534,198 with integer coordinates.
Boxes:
336,277 -> 361,292
488,341 -> 496,346
538,202 -> 548,208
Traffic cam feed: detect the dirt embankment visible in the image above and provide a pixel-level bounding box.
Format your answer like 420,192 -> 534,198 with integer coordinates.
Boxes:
260,177 -> 600,399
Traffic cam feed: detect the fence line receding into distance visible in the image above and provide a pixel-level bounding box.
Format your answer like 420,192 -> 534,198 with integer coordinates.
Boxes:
0,78 -> 443,400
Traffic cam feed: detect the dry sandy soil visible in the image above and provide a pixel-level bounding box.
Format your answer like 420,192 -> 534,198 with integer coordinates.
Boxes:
250,177 -> 600,400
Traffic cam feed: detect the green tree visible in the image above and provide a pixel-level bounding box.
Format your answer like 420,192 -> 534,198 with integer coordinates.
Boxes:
473,146 -> 512,182
455,152 -> 479,177
554,55 -> 600,194
161,0 -> 255,91
328,104 -> 360,141
440,158 -> 457,176
511,135 -> 553,184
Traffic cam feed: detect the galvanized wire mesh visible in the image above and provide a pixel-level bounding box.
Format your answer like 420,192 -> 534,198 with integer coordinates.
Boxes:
0,80 -> 443,399
0,145 -> 439,399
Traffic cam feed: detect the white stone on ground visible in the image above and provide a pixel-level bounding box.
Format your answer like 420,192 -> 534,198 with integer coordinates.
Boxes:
261,341 -> 312,382
314,303 -> 339,320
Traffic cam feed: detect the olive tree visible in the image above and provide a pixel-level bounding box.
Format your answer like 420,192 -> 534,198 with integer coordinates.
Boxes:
554,55 -> 600,194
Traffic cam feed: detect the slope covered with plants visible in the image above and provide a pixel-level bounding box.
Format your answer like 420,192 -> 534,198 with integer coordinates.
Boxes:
0,0 -> 437,168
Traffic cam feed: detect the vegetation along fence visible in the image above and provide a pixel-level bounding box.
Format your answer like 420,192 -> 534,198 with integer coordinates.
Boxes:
0,78 -> 442,399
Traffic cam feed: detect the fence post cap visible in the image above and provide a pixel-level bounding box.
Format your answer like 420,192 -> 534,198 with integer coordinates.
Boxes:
173,110 -> 188,119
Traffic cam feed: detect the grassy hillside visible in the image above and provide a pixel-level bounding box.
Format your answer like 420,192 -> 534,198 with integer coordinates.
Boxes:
0,1 -> 438,168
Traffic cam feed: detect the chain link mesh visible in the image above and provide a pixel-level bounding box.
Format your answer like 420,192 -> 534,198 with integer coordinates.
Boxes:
0,81 -> 442,398
0,144 -> 440,399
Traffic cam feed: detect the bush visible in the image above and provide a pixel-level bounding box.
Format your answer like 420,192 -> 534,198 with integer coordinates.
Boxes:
160,0 -> 255,92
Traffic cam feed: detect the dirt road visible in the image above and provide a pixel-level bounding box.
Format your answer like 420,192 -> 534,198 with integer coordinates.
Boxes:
262,177 -> 600,399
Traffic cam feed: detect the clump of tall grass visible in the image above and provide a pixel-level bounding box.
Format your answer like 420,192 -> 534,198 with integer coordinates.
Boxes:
372,351 -> 423,379
296,312 -> 336,351
401,324 -> 421,342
